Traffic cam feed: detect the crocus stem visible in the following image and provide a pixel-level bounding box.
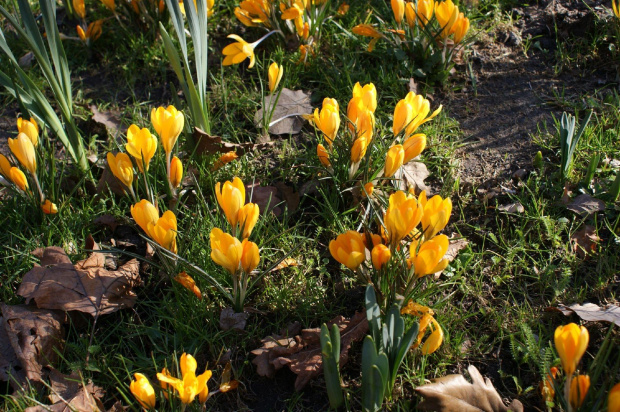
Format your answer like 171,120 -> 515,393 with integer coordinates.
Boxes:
251,30 -> 283,48
565,374 -> 573,412
32,172 -> 45,203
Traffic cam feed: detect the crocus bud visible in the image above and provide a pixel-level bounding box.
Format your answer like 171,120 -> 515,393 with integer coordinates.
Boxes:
215,177 -> 245,229
129,373 -> 156,410
569,375 -> 590,410
126,125 -> 157,172
371,244 -> 391,270
151,105 -> 184,156
73,0 -> 86,18
350,137 -> 368,164
363,182 -> 374,197
17,117 -> 39,147
391,0 -> 404,24
170,156 -> 183,188
268,62 -> 284,92
131,199 -> 159,235
237,203 -> 259,239
313,101 -> 340,146
384,144 -> 405,178
609,383 -> 620,412
317,144 -> 331,167
384,191 -> 422,246
352,82 -> 377,113
8,133 -> 36,175
147,210 -> 178,253
41,199 -> 58,214
554,323 -> 589,376
0,154 -> 12,179
241,239 -> 260,273
10,167 -> 28,192
403,134 -> 426,163
210,228 -> 243,274
107,152 -> 134,189
419,191 -> 452,239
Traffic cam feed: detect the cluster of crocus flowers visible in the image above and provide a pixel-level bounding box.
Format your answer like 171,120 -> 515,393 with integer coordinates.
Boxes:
129,353 -> 212,408
106,105 -> 185,201
434,0 -> 469,43
400,300 -> 443,354
1,118 -> 57,214
131,199 -> 178,253
211,177 -> 261,312
234,0 -> 272,28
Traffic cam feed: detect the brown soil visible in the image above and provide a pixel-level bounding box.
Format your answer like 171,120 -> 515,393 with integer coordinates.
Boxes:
447,0 -> 616,186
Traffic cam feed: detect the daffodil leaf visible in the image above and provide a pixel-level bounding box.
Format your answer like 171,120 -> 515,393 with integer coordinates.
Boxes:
415,365 -> 524,412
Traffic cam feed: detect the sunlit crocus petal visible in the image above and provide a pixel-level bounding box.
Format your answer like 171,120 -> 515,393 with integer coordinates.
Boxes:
198,369 -> 213,403
237,203 -> 259,239
215,177 -> 246,228
409,234 -> 449,277
350,137 -> 368,164
384,144 -> 405,178
126,125 -> 157,172
175,271 -> 202,299
17,117 -> 39,147
241,239 -> 260,273
180,353 -> 197,376
210,228 -> 243,274
234,0 -> 271,27
417,0 -> 435,26
403,134 -> 426,163
147,210 -> 178,253
212,151 -> 239,171
8,133 -> 36,175
317,144 -> 331,167
222,34 -> 258,68
129,373 -> 156,410
77,25 -> 86,41
73,0 -> 86,18
10,167 -> 28,192
384,191 -> 422,246
400,92 -> 442,136
352,82 -> 377,113
157,353 -> 211,405
452,14 -> 470,44
313,100 -> 340,146
363,182 -> 374,197
371,244 -> 391,270
420,191 -> 452,239
391,0 -> 404,24
329,231 -> 366,271
170,156 -> 183,189
352,24 -> 383,39
131,199 -> 159,235
405,2 -> 416,28
554,323 -> 589,376
569,375 -> 590,410
435,0 -> 458,37
393,99 -> 413,137
347,97 -> 374,139
609,383 -> 620,412
151,106 -> 184,155
0,154 -> 12,179
41,199 -> 58,214
100,0 -> 115,11
421,318 -> 443,355
268,62 -> 284,92
107,152 -> 134,189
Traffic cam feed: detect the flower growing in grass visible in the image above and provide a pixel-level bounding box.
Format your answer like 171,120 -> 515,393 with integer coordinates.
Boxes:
384,144 -> 405,177
313,98 -> 340,146
215,177 -> 245,230
329,231 -> 366,271
317,144 -> 331,167
569,375 -> 590,410
77,21 -> 103,44
401,301 -> 443,354
129,373 -> 156,409
41,199 -> 58,214
212,151 -> 239,171
0,154 -> 11,179
452,13 -> 470,44
384,191 -> 422,246
100,0 -> 115,12
157,353 -> 212,404
237,203 -> 259,239
352,82 -> 377,113
351,24 -> 383,51
419,191 -> 452,240
403,134 -> 426,163
222,31 -> 278,68
9,133 -> 36,175
169,156 -> 183,189
17,117 -> 39,147
131,199 -> 159,235
234,0 -> 272,28
126,125 -> 157,172
408,234 -> 449,277
554,323 -> 589,376
541,367 -> 559,403
73,0 -> 86,19
371,244 -> 391,270
391,0 -> 404,25
151,106 -> 184,158
107,152 -> 135,192
268,62 -> 284,92
435,0 -> 459,38
148,210 -> 178,254
10,167 -> 28,192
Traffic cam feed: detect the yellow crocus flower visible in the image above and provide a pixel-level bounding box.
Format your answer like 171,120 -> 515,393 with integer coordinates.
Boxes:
241,239 -> 260,273
147,210 -> 178,253
371,244 -> 391,270
268,62 -> 284,92
408,234 -> 449,277
351,82 -> 377,113
384,144 -> 405,178
151,106 -> 184,156
317,144 -> 331,167
41,199 -> 58,214
419,191 -> 452,239
237,203 -> 259,239
569,375 -> 590,410
313,100 -> 340,146
435,0 -> 458,38
107,152 -> 134,189
403,133 -> 426,163
350,137 -> 368,164
8,133 -> 36,175
156,353 -> 212,404
126,125 -> 157,172
391,0 -> 404,24
129,373 -> 156,409
608,383 -> 620,412
329,230 -> 366,271
384,191 -> 422,246
210,227 -> 243,274
215,177 -> 246,228
452,13 -> 470,44
10,167 -> 28,192
0,154 -> 12,179
554,323 -> 589,376
73,0 -> 86,19
17,117 -> 39,147
170,156 -> 183,189
131,199 -> 159,235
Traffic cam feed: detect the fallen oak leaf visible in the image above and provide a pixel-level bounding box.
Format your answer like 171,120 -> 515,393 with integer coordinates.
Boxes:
193,128 -> 274,156
0,304 -> 64,389
17,238 -> 141,317
555,303 -> 620,327
398,161 -> 430,193
253,88 -> 313,135
566,194 -> 605,216
246,182 -> 300,217
251,311 -> 368,391
89,104 -> 125,140
416,365 -> 524,412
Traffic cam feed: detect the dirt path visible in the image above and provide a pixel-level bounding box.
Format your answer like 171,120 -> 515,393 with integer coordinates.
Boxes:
447,0 -> 614,186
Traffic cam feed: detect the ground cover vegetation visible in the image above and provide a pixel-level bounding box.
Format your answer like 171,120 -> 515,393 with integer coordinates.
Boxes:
0,0 -> 618,410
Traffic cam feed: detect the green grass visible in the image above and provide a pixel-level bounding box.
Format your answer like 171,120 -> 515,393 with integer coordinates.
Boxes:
0,0 -> 619,410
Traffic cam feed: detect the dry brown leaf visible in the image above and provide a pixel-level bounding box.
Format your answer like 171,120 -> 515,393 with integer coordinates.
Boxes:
561,184 -> 573,205
416,365 -> 524,412
556,303 -> 620,327
434,236 -> 468,279
497,202 -> 524,214
19,51 -> 34,68
18,239 -> 141,317
24,369 -> 105,412
251,311 -> 368,391
253,88 -> 313,135
90,105 -> 124,140
96,163 -> 127,196
566,194 -> 605,216
246,182 -> 299,217
570,225 -> 600,259
219,307 -> 249,331
193,128 -> 274,156
399,161 -> 430,193
0,304 -> 64,389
